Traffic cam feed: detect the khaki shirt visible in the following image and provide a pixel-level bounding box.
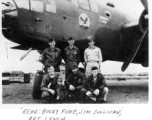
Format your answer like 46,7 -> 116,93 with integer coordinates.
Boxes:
84,46 -> 102,63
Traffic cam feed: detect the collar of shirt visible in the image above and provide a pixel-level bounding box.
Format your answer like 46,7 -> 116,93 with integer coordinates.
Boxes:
72,69 -> 79,76
68,45 -> 76,50
48,73 -> 55,78
93,77 -> 97,81
49,47 -> 58,52
88,46 -> 96,50
90,74 -> 99,80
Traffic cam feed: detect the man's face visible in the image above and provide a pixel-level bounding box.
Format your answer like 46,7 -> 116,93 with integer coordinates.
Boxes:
92,69 -> 98,77
48,66 -> 55,77
88,40 -> 94,47
68,40 -> 75,46
49,41 -> 56,49
72,68 -> 78,74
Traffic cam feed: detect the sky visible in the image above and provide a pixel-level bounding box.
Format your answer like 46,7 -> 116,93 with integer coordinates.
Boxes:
0,0 -> 148,74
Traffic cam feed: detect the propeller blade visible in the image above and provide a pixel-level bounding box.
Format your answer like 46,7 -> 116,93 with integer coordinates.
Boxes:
140,0 -> 148,12
121,30 -> 147,71
20,48 -> 32,61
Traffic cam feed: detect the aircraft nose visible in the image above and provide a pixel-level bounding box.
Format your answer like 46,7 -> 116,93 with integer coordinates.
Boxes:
2,0 -> 17,14
2,0 -> 18,33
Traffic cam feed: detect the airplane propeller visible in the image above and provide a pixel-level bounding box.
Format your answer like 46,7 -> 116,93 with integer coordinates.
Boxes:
20,48 -> 32,61
121,0 -> 148,71
121,29 -> 147,71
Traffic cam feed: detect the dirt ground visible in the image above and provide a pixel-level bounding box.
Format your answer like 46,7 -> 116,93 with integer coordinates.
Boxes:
2,79 -> 148,104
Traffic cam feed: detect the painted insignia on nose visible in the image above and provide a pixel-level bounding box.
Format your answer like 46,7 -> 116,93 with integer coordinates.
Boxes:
79,13 -> 90,29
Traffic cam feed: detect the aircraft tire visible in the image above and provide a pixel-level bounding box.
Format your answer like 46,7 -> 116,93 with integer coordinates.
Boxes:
32,72 -> 44,99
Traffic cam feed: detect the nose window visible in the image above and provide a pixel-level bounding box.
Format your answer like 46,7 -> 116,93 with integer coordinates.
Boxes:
2,0 -> 17,11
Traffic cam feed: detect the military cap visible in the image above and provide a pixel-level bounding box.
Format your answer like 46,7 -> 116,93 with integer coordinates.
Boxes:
86,36 -> 95,42
68,37 -> 74,41
71,62 -> 78,69
48,38 -> 55,43
92,66 -> 98,70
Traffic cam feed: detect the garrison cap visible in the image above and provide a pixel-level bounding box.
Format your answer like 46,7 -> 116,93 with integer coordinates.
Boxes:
48,38 -> 55,43
68,37 -> 74,41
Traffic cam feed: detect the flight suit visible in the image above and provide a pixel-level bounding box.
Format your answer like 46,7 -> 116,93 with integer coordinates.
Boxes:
42,47 -> 61,72
65,70 -> 87,102
64,46 -> 80,78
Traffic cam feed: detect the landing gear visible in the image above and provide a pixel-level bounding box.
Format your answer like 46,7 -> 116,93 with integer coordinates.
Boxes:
32,71 -> 44,99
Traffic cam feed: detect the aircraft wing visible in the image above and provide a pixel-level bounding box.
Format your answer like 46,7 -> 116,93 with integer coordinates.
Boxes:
11,45 -> 34,50
121,21 -> 138,29
11,45 -> 36,50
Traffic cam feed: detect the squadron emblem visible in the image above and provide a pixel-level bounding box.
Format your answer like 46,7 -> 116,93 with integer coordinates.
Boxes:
79,13 -> 90,29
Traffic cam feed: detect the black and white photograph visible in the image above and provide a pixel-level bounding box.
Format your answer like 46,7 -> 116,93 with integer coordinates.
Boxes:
0,0 -> 150,119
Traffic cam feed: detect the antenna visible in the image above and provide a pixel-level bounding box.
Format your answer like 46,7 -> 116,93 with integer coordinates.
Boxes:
4,42 -> 16,59
5,43 -> 8,59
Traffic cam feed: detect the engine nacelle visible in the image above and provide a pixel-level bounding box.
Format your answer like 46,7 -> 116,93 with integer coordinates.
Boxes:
139,9 -> 148,33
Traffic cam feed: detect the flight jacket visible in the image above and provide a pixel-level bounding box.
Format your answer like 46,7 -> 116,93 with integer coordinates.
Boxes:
86,73 -> 107,92
64,46 -> 80,65
42,47 -> 61,68
65,70 -> 86,90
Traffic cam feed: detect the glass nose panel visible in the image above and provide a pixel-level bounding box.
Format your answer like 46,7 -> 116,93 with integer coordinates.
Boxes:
14,0 -> 29,10
2,0 -> 17,14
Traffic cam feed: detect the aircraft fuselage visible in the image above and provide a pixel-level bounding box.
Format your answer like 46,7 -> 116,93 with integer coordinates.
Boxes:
2,0 -> 147,66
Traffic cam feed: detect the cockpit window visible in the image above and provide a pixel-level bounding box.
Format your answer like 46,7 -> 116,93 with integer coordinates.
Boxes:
89,0 -> 98,13
31,0 -> 43,13
14,0 -> 29,10
66,0 -> 78,8
71,0 -> 78,8
46,0 -> 56,13
78,0 -> 90,11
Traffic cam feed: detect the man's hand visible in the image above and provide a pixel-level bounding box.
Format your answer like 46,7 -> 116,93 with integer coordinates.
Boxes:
86,91 -> 92,96
48,83 -> 51,88
69,85 -> 75,91
49,89 -> 55,95
39,55 -> 42,62
93,89 -> 100,96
